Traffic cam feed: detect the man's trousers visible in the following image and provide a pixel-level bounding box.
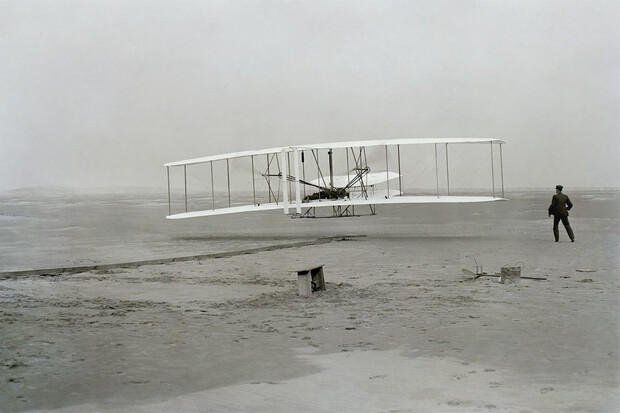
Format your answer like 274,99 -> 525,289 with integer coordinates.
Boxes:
553,214 -> 575,242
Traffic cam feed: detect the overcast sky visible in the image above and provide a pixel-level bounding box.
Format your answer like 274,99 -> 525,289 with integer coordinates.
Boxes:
1,0 -> 618,192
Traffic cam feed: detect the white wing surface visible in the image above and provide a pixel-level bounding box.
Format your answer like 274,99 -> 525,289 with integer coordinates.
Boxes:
165,138 -> 507,219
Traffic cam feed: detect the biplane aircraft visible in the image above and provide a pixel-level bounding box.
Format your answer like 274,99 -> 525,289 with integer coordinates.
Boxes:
165,138 -> 506,219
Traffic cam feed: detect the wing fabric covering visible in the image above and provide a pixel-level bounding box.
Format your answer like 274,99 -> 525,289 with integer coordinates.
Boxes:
165,138 -> 506,218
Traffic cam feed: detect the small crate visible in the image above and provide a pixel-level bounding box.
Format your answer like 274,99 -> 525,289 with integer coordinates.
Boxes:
297,265 -> 325,297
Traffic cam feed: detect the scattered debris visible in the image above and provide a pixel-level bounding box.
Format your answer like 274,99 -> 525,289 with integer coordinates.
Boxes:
463,260 -> 547,281
500,266 -> 521,284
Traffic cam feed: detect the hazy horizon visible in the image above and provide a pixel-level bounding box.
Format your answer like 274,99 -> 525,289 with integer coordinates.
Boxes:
1,0 -> 618,192
1,184 -> 618,196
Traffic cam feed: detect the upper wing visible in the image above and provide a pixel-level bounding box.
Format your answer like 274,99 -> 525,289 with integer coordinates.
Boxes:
164,138 -> 505,167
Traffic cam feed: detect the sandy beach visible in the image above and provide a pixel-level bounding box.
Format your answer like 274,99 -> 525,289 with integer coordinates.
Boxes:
2,0 -> 618,410
1,190 -> 618,412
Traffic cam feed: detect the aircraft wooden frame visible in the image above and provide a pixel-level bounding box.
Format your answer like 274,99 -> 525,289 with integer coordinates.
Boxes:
165,138 -> 506,219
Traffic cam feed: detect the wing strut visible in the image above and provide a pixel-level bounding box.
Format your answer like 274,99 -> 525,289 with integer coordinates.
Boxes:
167,166 -> 171,216
500,143 -> 505,198
346,149 -> 351,187
226,159 -> 231,207
293,149 -> 302,214
385,145 -> 390,198
301,150 -> 307,198
446,143 -> 450,196
210,161 -> 215,210
251,155 -> 256,206
397,145 -> 403,196
328,149 -> 334,188
434,144 -> 439,198
490,142 -> 495,198
281,149 -> 288,213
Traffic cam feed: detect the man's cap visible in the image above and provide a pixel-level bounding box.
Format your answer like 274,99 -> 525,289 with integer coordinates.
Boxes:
555,185 -> 563,190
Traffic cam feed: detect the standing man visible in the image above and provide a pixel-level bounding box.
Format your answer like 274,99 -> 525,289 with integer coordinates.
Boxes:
548,185 -> 575,242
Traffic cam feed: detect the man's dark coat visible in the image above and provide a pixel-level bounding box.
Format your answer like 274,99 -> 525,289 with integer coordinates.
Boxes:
548,192 -> 573,217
